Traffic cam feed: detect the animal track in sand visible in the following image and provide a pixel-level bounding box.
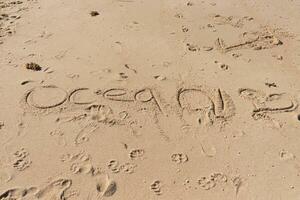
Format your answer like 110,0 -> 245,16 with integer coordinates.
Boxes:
107,160 -> 120,173
85,104 -> 115,122
215,61 -> 229,71
124,21 -> 140,31
186,43 -> 200,52
12,148 -> 31,171
50,129 -> 67,146
54,104 -> 123,145
129,149 -> 145,160
198,172 -> 227,190
200,143 -> 217,158
232,176 -> 243,195
60,151 -> 90,163
238,88 -> 298,120
119,163 -> 137,174
61,151 -> 101,176
74,111 -> 115,145
171,153 -> 188,164
107,160 -> 137,174
211,14 -> 253,28
150,180 -> 162,195
279,149 -> 295,161
70,162 -> 94,175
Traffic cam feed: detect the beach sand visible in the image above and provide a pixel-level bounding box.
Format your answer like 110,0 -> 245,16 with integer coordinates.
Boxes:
1,0 -> 300,199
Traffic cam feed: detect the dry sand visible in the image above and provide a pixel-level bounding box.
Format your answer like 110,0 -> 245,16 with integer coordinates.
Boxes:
1,0 -> 300,199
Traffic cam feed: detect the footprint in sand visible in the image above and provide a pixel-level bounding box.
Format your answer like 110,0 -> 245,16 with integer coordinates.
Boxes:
0,187 -> 38,200
61,151 -> 100,176
12,148 -> 31,171
107,160 -> 120,174
0,177 -> 72,200
198,172 -> 227,190
35,178 -> 72,199
60,151 -> 90,163
171,153 -> 188,164
49,129 -> 67,146
95,176 -> 117,198
200,142 -> 217,158
107,160 -> 137,174
119,163 -> 137,174
214,61 -> 229,71
150,180 -> 162,195
129,149 -> 145,160
70,162 -> 94,175
279,149 -> 295,161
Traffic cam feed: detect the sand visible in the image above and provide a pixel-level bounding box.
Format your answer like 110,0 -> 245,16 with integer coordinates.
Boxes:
1,0 -> 300,199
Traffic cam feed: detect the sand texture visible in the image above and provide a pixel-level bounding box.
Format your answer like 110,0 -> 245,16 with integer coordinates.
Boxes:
1,0 -> 300,199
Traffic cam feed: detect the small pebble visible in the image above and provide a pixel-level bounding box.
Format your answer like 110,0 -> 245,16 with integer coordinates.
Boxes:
25,62 -> 42,71
90,11 -> 99,16
154,75 -> 166,81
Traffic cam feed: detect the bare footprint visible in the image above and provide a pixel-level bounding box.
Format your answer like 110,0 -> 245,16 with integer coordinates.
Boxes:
96,176 -> 117,198
0,187 -> 37,200
35,178 -> 72,200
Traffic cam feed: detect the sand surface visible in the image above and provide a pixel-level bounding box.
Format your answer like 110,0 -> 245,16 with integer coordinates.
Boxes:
1,0 -> 300,199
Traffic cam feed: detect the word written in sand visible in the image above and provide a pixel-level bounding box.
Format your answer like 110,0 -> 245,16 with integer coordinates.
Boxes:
21,85 -> 236,121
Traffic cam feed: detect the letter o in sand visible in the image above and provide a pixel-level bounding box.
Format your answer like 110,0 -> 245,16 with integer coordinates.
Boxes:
25,85 -> 68,109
